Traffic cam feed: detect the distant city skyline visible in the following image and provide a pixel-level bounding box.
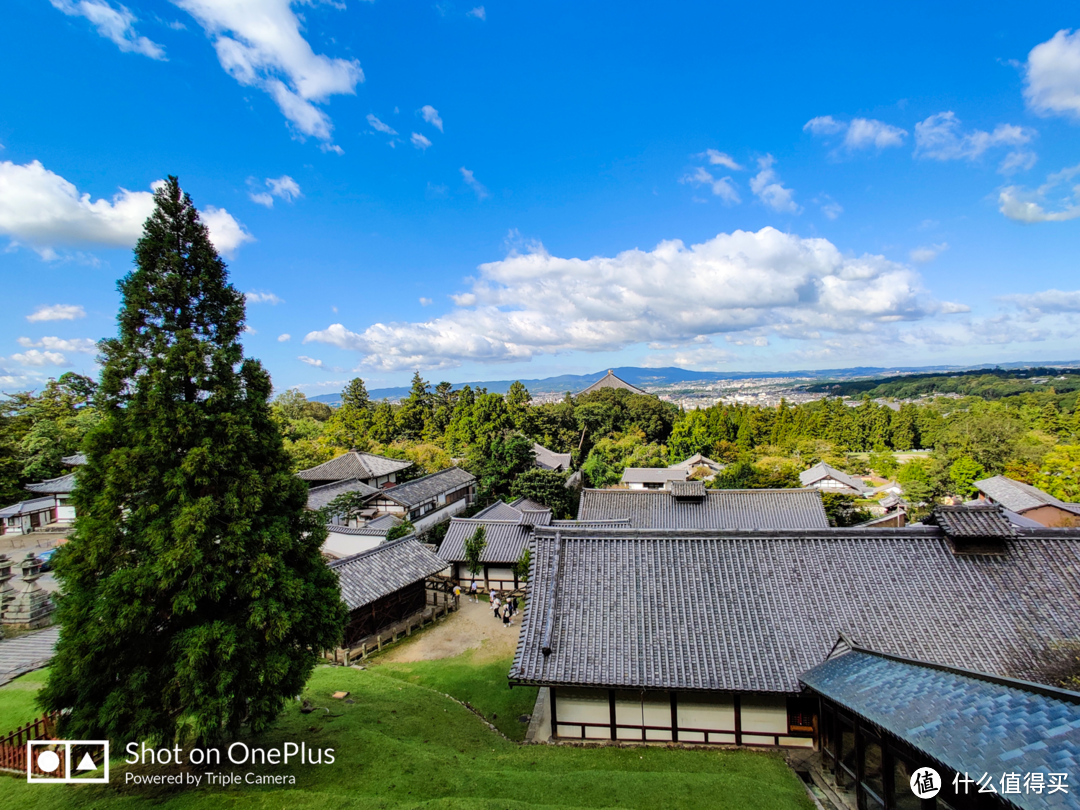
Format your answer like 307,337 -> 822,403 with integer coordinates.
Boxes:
2,1 -> 1079,393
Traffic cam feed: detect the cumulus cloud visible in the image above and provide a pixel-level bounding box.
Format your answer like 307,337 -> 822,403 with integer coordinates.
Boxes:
1003,288 -> 1080,314
367,113 -> 397,135
1024,29 -> 1080,120
750,155 -> 800,213
999,163 -> 1080,223
17,336 -> 96,352
805,116 -> 907,151
699,149 -> 743,170
246,290 -> 282,304
460,167 -> 489,199
420,105 -> 443,132
680,167 -> 740,204
813,194 -> 843,220
298,355 -> 325,367
411,132 -> 432,151
914,112 -> 1035,172
173,0 -> 362,145
50,0 -> 165,59
0,161 -> 252,257
467,6 -> 486,20
278,333 -> 291,342
249,175 -> 301,207
303,226 -> 966,371
910,243 -> 948,263
420,297 -> 433,306
12,350 -> 68,367
27,304 -> 85,322
641,342 -> 736,370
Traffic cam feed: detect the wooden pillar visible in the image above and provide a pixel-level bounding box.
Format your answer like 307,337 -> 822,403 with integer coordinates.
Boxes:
854,721 -> 865,805
484,565 -> 490,592
609,690 -> 617,741
549,687 -> 559,738
733,694 -> 742,746
670,692 -> 679,742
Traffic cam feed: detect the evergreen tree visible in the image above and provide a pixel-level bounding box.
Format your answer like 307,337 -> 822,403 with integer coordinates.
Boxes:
464,525 -> 487,577
396,371 -> 432,440
341,377 -> 372,411
511,468 -> 574,519
40,178 -> 345,746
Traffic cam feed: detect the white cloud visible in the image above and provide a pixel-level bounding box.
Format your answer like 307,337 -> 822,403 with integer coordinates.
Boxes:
173,0 -> 362,145
0,160 -> 252,256
420,105 -> 443,132
367,113 -> 397,135
419,297 -> 433,306
278,333 -> 291,342
460,167 -> 489,199
813,195 -> 843,220
243,325 -> 257,334
641,343 -> 736,370
909,243 -> 949,263
467,6 -> 486,20
17,336 -> 96,352
303,226 -> 965,371
298,355 -> 325,367
50,0 -> 165,59
249,175 -> 301,207
914,112 -> 1035,171
803,116 -> 846,136
411,133 -> 432,151
245,290 -> 282,304
1003,288 -> 1080,314
12,350 -> 68,367
680,167 -> 740,204
749,155 -> 800,213
998,163 -> 1080,223
27,304 -> 86,322
1024,29 -> 1080,120
700,149 -> 743,170
805,116 -> 907,151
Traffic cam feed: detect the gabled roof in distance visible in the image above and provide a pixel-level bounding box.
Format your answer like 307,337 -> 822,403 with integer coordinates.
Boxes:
577,370 -> 648,396
330,538 -> 447,610
371,466 -> 475,508
25,473 -> 76,495
799,462 -> 867,492
297,450 -> 413,482
975,475 -> 1080,516
577,487 -> 829,529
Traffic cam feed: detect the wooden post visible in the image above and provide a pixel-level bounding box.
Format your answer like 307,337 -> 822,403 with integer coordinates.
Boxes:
733,695 -> 742,746
670,692 -> 679,742
549,687 -> 559,739
609,690 -> 617,741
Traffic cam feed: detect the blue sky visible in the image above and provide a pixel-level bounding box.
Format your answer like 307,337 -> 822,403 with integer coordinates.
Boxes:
2,1 -> 1079,393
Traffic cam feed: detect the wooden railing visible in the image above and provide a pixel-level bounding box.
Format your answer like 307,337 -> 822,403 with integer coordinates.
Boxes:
0,711 -> 61,774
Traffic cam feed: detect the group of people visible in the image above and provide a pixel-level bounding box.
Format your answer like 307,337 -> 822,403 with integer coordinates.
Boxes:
490,590 -> 518,626
452,580 -> 518,626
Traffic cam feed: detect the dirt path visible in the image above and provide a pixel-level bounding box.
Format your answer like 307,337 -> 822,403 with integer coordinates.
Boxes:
377,597 -> 521,663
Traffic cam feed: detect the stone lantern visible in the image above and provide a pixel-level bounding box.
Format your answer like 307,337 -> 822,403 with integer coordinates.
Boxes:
1,552 -> 55,630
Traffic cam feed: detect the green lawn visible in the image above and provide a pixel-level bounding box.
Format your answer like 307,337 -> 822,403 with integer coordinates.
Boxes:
0,668 -> 48,733
372,650 -> 538,740
0,663 -> 813,810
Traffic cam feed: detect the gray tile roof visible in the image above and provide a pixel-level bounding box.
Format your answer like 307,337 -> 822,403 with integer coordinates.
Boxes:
510,526 -> 1080,693
439,519 -> 534,565
976,475 -> 1080,516
367,513 -> 403,529
669,480 -> 706,500
801,647 -> 1080,810
578,370 -> 647,396
297,451 -> 413,482
25,473 -> 76,495
532,443 -> 572,471
0,497 -> 56,518
61,453 -> 86,466
373,467 -> 475,508
577,487 -> 829,529
798,462 -> 867,492
510,496 -> 551,513
520,509 -> 553,526
305,478 -> 380,511
329,538 -> 447,610
669,453 -> 725,473
327,524 -> 402,538
930,504 -> 1017,538
619,467 -> 689,485
476,500 -> 528,520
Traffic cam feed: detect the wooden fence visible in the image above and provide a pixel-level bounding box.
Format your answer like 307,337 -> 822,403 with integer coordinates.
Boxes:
0,711 -> 60,775
325,597 -> 459,666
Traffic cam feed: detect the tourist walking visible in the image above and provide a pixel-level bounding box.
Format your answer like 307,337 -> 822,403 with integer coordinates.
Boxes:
502,602 -> 512,627
469,580 -> 478,602
491,593 -> 501,619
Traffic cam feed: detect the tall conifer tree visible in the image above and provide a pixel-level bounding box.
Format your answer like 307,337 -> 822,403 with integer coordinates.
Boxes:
41,178 -> 345,745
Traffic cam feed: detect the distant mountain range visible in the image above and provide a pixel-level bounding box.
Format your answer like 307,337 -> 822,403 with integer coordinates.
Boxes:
308,359 -> 1080,405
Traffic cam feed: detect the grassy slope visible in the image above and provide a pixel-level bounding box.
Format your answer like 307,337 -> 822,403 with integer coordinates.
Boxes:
0,664 -> 812,810
0,668 -> 48,733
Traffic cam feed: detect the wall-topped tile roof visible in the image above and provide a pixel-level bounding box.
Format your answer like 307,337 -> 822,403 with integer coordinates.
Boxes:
801,648 -> 1080,810
330,538 -> 447,610
61,453 -> 86,466
297,450 -> 413,482
510,526 -> 1080,693
305,478 -> 380,511
930,504 -> 1017,538
577,487 -> 829,529
25,473 -> 76,495
620,467 -> 689,485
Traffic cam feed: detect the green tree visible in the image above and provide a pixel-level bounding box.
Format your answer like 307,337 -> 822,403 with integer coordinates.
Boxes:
511,468 -> 574,518
341,377 -> 372,411
464,524 -> 487,577
514,546 -> 532,583
821,493 -> 872,527
40,178 -> 345,746
948,456 -> 986,498
397,371 -> 432,440
468,432 -> 535,504
386,519 -> 416,541
370,400 -> 398,444
1034,445 -> 1080,501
